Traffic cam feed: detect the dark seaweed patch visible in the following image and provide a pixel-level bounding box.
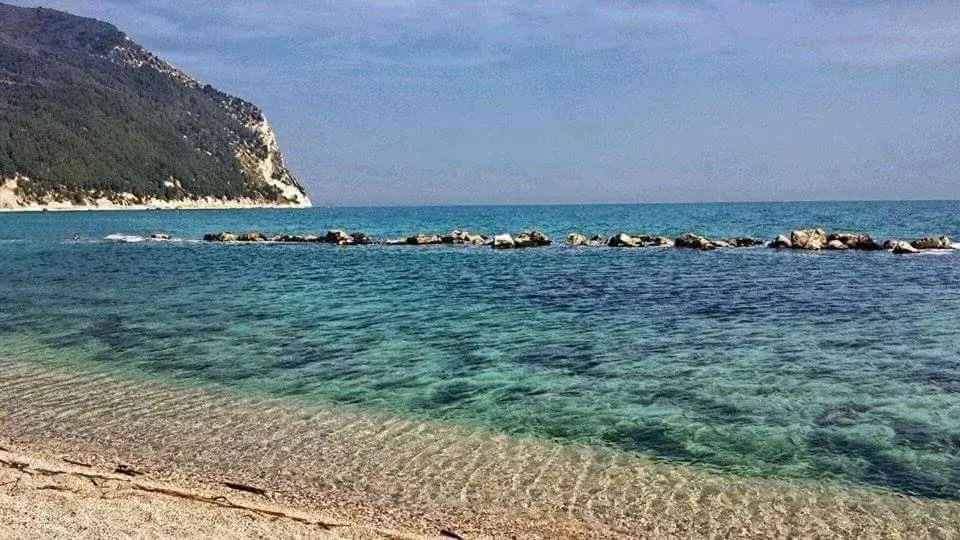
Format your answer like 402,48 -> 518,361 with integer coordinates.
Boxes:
808,429 -> 959,499
609,421 -> 704,462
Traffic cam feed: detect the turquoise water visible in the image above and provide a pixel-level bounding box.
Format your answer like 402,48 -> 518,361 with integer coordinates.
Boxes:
1,202 -> 959,499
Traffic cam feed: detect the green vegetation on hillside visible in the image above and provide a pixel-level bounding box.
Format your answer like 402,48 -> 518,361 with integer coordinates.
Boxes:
0,3 -> 287,202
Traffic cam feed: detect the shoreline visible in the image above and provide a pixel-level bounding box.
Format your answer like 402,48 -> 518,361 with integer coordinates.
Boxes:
0,203 -> 313,213
0,445 -> 410,539
0,360 -> 958,537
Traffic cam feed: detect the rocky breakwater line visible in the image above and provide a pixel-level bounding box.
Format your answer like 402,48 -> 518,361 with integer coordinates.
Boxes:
202,229 -> 373,245
380,230 -> 487,246
769,229 -> 958,255
492,231 -> 552,249
768,229 -> 883,251
565,232 -> 761,250
884,235 -> 955,255
199,228 -> 958,255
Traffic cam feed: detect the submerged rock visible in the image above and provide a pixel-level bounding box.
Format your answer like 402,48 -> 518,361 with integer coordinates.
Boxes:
150,232 -> 171,240
791,228 -> 827,250
566,233 -> 588,246
911,236 -> 952,250
588,235 -> 607,246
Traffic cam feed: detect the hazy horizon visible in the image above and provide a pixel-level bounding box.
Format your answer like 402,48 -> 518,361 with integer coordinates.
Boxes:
8,1 -> 960,206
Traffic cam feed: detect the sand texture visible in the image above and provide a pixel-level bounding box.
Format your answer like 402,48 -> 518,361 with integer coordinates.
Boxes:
0,361 -> 958,538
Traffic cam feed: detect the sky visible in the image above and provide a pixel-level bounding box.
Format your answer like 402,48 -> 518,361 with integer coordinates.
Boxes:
10,0 -> 960,205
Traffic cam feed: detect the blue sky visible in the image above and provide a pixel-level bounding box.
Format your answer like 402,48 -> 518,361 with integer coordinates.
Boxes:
13,0 -> 960,205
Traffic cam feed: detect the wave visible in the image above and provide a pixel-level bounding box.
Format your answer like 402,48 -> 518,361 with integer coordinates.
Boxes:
104,234 -> 146,243
103,234 -> 184,243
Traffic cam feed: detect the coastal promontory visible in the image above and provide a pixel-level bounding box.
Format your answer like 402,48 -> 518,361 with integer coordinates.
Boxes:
0,3 -> 311,210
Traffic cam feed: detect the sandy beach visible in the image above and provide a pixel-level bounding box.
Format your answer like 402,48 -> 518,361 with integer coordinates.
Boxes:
0,360 -> 958,538
0,446 -> 407,539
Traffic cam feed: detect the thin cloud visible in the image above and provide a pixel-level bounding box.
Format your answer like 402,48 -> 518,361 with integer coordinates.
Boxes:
17,1 -> 960,67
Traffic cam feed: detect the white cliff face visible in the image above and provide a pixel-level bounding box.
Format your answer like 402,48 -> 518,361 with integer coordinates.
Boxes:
0,175 -> 26,209
240,116 -> 312,207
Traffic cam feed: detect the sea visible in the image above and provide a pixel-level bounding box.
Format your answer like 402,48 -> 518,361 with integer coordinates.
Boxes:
1,201 -> 959,530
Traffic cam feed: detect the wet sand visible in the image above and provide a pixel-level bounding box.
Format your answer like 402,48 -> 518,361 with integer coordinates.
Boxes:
0,361 -> 958,538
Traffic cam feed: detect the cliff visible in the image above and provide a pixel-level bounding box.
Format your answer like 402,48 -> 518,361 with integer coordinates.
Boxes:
0,3 -> 311,210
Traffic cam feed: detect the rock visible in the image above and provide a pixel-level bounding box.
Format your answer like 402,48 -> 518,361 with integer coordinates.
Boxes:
351,232 -> 374,245
239,232 -> 266,242
566,233 -> 588,246
514,230 -> 551,248
890,240 -> 920,255
829,233 -> 882,250
150,233 -> 171,240
379,238 -> 405,246
607,233 -> 639,248
827,239 -> 848,250
442,230 -> 468,244
276,234 -> 318,243
203,232 -> 237,242
674,233 -> 714,250
911,236 -> 952,250
492,233 -> 515,249
791,228 -> 827,250
406,234 -> 443,246
466,234 -> 486,245
712,240 -> 731,248
769,235 -> 792,249
588,235 -> 606,246
731,237 -> 760,247
633,235 -> 672,247
645,236 -> 673,247
442,230 -> 485,245
324,229 -> 352,245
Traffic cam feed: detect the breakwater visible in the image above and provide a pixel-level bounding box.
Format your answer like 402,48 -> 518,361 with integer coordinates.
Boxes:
195,227 -> 957,254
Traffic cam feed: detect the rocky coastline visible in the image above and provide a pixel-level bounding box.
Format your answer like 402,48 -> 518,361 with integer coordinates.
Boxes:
193,227 -> 958,255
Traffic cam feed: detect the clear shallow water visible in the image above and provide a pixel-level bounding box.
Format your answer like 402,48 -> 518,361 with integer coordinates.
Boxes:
1,202 -> 959,499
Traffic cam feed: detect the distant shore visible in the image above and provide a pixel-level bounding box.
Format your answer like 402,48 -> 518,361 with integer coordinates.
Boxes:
0,204 -> 311,213
0,200 -> 311,213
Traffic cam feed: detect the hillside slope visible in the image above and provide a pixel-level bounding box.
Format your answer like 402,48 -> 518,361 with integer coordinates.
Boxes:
0,3 -> 311,210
